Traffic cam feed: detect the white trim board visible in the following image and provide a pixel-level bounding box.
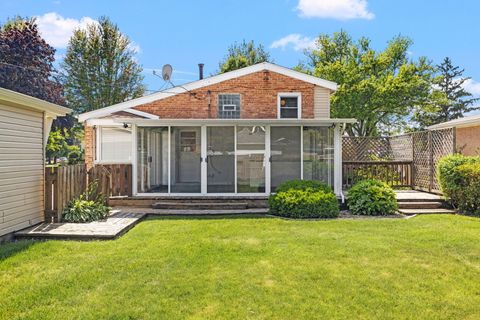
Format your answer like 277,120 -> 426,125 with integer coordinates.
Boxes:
78,62 -> 338,122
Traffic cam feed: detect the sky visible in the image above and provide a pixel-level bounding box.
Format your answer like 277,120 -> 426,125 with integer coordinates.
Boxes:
1,0 -> 480,98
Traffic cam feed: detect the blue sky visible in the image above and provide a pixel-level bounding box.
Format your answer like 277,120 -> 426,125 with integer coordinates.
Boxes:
1,0 -> 480,97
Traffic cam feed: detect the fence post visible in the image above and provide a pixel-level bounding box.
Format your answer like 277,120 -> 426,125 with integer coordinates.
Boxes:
428,131 -> 433,192
411,134 -> 415,189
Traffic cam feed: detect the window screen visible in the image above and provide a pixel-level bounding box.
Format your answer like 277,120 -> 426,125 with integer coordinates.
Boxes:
100,127 -> 132,162
279,96 -> 299,119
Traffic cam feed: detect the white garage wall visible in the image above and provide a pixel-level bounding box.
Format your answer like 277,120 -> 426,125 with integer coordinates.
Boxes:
0,103 -> 45,236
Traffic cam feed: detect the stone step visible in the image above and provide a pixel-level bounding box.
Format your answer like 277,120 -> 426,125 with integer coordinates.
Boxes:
151,202 -> 249,210
397,201 -> 444,209
398,208 -> 456,215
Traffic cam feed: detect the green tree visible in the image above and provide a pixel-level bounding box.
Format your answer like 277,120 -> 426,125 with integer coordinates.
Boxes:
62,16 -> 145,114
219,40 -> 271,73
413,57 -> 479,128
300,31 -> 433,136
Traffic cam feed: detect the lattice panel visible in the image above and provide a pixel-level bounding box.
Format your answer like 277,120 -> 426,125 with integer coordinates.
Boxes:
389,134 -> 413,160
412,131 -> 431,191
431,128 -> 455,191
342,137 -> 392,161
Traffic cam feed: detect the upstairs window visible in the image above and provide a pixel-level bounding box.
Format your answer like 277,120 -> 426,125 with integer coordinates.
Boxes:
218,94 -> 241,118
278,93 -> 301,119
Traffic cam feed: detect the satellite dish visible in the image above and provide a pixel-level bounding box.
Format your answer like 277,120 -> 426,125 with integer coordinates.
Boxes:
162,64 -> 173,81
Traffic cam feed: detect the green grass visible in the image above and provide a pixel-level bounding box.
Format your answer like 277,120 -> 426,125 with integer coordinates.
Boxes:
1,215 -> 479,319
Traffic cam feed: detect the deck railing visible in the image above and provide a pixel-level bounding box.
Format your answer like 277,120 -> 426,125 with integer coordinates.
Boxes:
342,160 -> 413,189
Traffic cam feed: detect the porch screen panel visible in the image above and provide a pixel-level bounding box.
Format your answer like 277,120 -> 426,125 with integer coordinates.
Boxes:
270,126 -> 301,192
207,126 -> 235,193
237,126 -> 266,193
137,127 -> 168,193
303,126 -> 334,187
170,127 -> 201,193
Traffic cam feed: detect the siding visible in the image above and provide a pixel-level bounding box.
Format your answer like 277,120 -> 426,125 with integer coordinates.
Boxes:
313,86 -> 330,118
456,125 -> 480,156
0,103 -> 44,236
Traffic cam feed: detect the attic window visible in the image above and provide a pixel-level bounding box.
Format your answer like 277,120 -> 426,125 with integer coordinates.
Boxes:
218,94 -> 241,118
278,93 -> 301,119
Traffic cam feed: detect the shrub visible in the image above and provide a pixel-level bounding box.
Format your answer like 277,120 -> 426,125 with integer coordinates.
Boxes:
63,181 -> 110,223
274,179 -> 333,194
348,179 -> 398,216
269,181 -> 339,219
437,154 -> 480,215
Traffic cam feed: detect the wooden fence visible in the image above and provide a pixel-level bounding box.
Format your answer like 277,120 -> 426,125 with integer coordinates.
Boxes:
342,128 -> 455,192
45,163 -> 133,222
342,161 -> 413,189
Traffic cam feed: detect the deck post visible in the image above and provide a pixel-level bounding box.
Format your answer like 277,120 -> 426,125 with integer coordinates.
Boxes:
333,124 -> 343,196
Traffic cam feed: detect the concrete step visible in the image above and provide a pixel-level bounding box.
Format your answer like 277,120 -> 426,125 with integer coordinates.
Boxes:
398,208 -> 456,215
397,201 -> 444,209
152,202 -> 249,210
147,208 -> 269,215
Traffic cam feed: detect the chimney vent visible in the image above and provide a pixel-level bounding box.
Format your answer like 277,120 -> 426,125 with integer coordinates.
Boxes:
198,63 -> 204,80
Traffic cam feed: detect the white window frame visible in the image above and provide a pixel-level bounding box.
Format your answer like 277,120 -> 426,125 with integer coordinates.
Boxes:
277,92 -> 302,119
95,125 -> 133,164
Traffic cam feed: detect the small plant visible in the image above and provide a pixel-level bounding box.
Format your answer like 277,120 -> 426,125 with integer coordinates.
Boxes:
437,154 -> 480,215
63,181 -> 110,223
348,179 -> 398,216
269,180 -> 339,219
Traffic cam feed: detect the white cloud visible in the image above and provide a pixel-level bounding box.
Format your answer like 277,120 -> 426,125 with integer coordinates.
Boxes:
36,12 -> 96,48
271,34 -> 316,51
297,0 -> 374,20
463,78 -> 480,97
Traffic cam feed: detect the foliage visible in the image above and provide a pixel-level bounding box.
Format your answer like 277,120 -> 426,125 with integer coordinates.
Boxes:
269,181 -> 339,219
437,154 -> 480,215
63,181 -> 110,223
46,125 -> 84,164
348,179 -> 398,215
219,40 -> 271,73
274,179 -> 333,194
298,31 -> 433,136
61,16 -> 145,114
0,16 -> 64,104
414,57 -> 479,129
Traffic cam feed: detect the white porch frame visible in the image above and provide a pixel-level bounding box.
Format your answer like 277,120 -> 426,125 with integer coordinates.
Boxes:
113,118 -> 354,197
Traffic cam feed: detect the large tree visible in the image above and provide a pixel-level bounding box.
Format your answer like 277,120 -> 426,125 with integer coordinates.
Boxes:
300,31 -> 433,136
0,16 -> 63,104
62,16 -> 145,114
413,57 -> 478,128
219,40 -> 271,73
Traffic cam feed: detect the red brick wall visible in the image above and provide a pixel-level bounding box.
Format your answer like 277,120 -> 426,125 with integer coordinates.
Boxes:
134,70 -> 316,119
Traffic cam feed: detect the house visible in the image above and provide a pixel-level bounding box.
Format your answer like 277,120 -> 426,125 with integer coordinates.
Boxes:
0,88 -> 70,241
79,62 -> 355,198
428,114 -> 480,156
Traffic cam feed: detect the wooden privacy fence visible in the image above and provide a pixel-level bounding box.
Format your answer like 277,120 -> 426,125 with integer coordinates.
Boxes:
342,128 -> 455,193
45,163 -> 133,222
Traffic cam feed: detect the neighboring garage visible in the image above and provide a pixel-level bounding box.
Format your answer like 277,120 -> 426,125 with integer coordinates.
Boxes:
428,114 -> 480,156
0,88 -> 70,240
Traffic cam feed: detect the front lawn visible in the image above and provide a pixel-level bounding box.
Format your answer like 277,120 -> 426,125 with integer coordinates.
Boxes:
1,215 -> 479,319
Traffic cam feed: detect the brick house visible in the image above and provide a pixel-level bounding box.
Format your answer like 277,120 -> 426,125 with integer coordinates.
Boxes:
79,62 -> 355,197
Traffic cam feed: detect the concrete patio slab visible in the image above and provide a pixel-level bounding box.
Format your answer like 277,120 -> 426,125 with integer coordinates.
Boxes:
15,211 -> 146,240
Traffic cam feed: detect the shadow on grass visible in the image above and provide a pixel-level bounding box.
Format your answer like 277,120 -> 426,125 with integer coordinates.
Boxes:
0,240 -> 36,261
145,214 -> 274,221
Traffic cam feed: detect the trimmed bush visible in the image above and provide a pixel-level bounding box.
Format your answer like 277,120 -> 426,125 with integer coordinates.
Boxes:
437,154 -> 480,215
274,179 -> 333,194
63,181 -> 110,223
348,179 -> 398,216
269,180 -> 339,219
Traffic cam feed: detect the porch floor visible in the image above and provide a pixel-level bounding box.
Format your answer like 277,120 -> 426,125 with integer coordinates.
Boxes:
394,190 -> 444,201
